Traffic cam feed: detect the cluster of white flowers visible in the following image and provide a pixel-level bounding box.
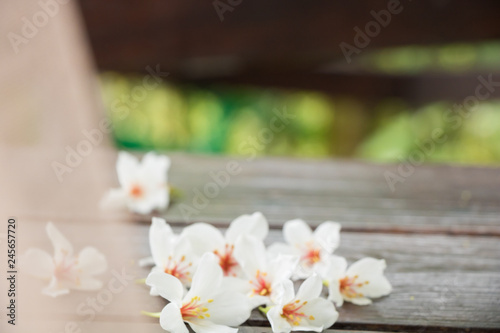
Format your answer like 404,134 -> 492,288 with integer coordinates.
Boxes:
23,152 -> 391,333
142,213 -> 392,333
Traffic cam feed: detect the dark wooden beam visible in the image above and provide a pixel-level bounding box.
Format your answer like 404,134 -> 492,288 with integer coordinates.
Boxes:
78,0 -> 500,74
189,71 -> 500,105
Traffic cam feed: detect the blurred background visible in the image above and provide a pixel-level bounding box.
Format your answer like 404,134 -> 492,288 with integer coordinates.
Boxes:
2,1 -> 500,166
77,1 -> 500,165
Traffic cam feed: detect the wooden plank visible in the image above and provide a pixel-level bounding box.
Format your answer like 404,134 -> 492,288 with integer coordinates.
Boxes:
13,152 -> 500,235
15,221 -> 500,332
10,321 -> 406,333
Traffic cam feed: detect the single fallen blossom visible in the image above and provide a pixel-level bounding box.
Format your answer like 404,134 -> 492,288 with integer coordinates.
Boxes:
146,217 -> 197,295
22,222 -> 107,297
180,212 -> 268,277
145,252 -> 252,333
321,256 -> 392,306
234,235 -> 299,307
268,219 -> 341,279
101,151 -> 171,214
264,275 -> 338,333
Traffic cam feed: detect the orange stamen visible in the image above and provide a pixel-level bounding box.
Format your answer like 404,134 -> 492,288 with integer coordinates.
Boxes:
213,244 -> 239,276
129,184 -> 144,198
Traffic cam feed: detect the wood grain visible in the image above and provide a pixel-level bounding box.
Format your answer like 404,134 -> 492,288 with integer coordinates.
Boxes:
156,154 -> 499,235
16,221 -> 500,332
14,152 -> 500,235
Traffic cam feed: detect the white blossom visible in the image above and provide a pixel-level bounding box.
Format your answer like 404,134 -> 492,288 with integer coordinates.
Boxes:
267,275 -> 338,333
22,222 -> 107,297
234,235 -> 298,307
268,219 -> 340,279
101,151 -> 170,214
146,253 -> 252,333
321,256 -> 392,306
181,212 -> 268,277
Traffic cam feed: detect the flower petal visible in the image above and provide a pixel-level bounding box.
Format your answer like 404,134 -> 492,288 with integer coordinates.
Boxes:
160,303 -> 189,333
267,306 -> 292,333
188,320 -> 238,333
271,279 -> 295,306
146,272 -> 184,305
148,188 -> 170,211
320,255 -> 347,281
267,242 -> 298,258
181,223 -> 225,256
298,297 -> 338,331
283,219 -> 313,247
234,235 -> 268,279
126,197 -> 157,214
77,247 -> 107,276
269,254 -> 299,287
295,275 -> 323,302
100,188 -> 127,210
225,212 -> 269,244
313,221 -> 341,254
139,152 -> 170,184
205,290 -> 251,326
46,222 -> 73,261
186,253 -> 222,300
347,258 -> 392,299
149,217 -> 174,266
116,151 -> 139,186
327,278 -> 344,307
43,277 -> 70,297
21,248 -> 54,279
348,297 -> 372,305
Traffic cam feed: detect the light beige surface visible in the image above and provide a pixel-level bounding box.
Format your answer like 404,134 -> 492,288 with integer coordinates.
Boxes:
0,2 -> 135,332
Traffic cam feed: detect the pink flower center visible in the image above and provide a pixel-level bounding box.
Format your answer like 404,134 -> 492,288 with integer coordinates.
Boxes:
53,256 -> 79,284
213,244 -> 238,276
180,296 -> 212,320
282,300 -> 315,326
302,247 -> 321,266
129,184 -> 144,198
339,275 -> 369,298
164,255 -> 192,284
250,270 -> 272,296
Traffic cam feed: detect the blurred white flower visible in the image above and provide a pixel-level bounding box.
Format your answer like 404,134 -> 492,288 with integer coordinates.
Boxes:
146,252 -> 252,333
267,275 -> 338,333
22,222 -> 107,297
146,217 -> 197,295
321,256 -> 392,306
181,212 -> 268,277
101,151 -> 171,214
234,235 -> 298,307
268,219 -> 341,279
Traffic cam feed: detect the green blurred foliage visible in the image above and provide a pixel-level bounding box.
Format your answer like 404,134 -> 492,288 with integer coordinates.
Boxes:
359,41 -> 500,74
100,73 -> 336,158
358,101 -> 500,165
99,42 -> 500,165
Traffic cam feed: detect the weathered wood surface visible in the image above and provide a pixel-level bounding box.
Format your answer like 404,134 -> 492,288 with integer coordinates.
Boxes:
17,221 -> 500,332
160,154 -> 500,236
4,147 -> 500,332
13,152 -> 500,235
